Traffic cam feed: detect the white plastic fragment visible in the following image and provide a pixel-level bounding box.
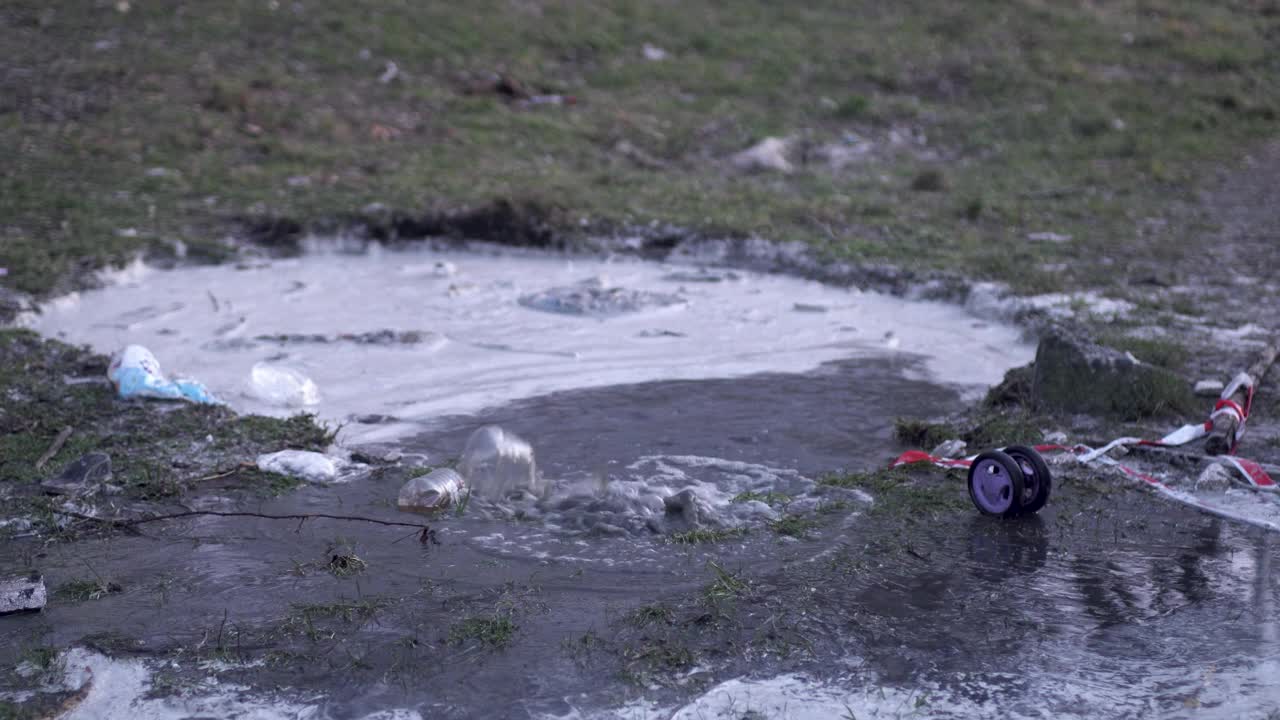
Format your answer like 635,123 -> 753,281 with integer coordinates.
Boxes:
256,450 -> 340,483
0,573 -> 47,614
930,439 -> 968,458
731,137 -> 793,173
642,43 -> 668,61
107,345 -> 221,404
1026,231 -> 1072,243
248,362 -> 320,406
398,468 -> 467,513
1195,379 -> 1226,397
459,425 -> 540,499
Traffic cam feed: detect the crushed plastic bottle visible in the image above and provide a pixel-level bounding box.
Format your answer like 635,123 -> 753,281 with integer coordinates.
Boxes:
248,362 -> 320,406
398,468 -> 467,514
107,345 -> 221,404
459,425 -> 540,499
256,450 -> 341,483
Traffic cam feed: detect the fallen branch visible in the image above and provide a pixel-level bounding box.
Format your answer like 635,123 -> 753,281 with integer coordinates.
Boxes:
51,508 -> 437,543
35,426 -> 73,470
1206,340 -> 1279,456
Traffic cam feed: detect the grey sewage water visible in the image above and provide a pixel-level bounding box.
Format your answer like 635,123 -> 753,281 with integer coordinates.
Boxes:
4,243 -> 1280,719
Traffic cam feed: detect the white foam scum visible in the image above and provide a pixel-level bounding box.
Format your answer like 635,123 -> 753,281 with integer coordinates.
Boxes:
30,243 -> 1033,443
23,648 -> 423,720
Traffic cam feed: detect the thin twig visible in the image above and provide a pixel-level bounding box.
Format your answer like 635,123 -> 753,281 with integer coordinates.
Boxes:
35,426 -> 73,470
191,464 -> 253,483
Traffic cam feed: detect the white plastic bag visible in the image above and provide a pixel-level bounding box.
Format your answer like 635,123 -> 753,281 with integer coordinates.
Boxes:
256,450 -> 341,483
107,345 -> 221,404
248,362 -> 321,406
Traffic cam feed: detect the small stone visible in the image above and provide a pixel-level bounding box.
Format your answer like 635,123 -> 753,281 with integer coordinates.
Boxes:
0,573 -> 47,615
1194,463 -> 1235,492
382,450 -> 403,463
1194,379 -> 1225,397
1043,431 -> 1069,444
1031,327 -> 1196,417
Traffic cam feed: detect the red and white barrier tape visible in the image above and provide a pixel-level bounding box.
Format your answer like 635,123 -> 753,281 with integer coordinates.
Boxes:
888,371 -> 1280,530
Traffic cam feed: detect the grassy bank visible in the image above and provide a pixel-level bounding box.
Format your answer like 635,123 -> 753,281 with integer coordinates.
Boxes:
2,1 -> 1277,299
0,329 -> 332,537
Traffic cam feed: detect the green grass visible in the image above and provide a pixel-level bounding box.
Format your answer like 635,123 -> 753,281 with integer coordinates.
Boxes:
769,514 -> 820,538
703,561 -> 749,604
669,526 -> 747,544
1,1 -> 1277,300
628,603 -> 675,627
821,466 -> 968,518
893,418 -> 959,449
0,329 -> 331,534
447,615 -> 518,648
730,490 -> 791,506
1097,333 -> 1191,371
53,578 -> 122,603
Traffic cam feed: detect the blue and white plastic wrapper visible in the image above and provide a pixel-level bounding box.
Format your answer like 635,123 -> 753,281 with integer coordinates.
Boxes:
107,345 -> 221,405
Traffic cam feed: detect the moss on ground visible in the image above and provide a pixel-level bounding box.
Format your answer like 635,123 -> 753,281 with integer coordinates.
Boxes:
0,329 -> 331,535
822,465 -> 969,518
0,1 -> 1277,300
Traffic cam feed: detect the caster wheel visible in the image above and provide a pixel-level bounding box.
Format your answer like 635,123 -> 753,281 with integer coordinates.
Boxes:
1003,445 -> 1052,515
967,450 -> 1026,517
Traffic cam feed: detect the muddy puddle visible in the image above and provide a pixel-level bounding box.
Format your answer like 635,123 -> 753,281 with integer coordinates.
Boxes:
5,243 -> 1280,719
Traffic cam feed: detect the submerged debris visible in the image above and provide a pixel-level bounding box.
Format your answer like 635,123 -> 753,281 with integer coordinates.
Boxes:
1,573 -> 47,615
519,278 -> 685,317
254,330 -> 445,348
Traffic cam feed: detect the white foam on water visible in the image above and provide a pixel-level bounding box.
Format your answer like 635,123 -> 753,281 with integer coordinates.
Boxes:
578,651 -> 1280,720
464,453 -> 866,564
29,243 -> 1033,443
28,648 -> 423,720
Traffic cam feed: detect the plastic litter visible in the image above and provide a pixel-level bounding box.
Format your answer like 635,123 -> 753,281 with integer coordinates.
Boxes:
929,439 -> 968,459
248,362 -> 321,406
459,425 -> 540,499
256,450 -> 341,483
41,452 -> 112,497
398,468 -> 467,514
107,345 -> 221,404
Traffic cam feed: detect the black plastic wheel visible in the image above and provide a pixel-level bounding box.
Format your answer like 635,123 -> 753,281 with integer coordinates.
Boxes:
966,450 -> 1026,517
1003,445 -> 1052,515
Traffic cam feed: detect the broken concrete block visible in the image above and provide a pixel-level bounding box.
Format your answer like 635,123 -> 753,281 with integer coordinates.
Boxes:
1,573 -> 47,615
1031,328 -> 1196,418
